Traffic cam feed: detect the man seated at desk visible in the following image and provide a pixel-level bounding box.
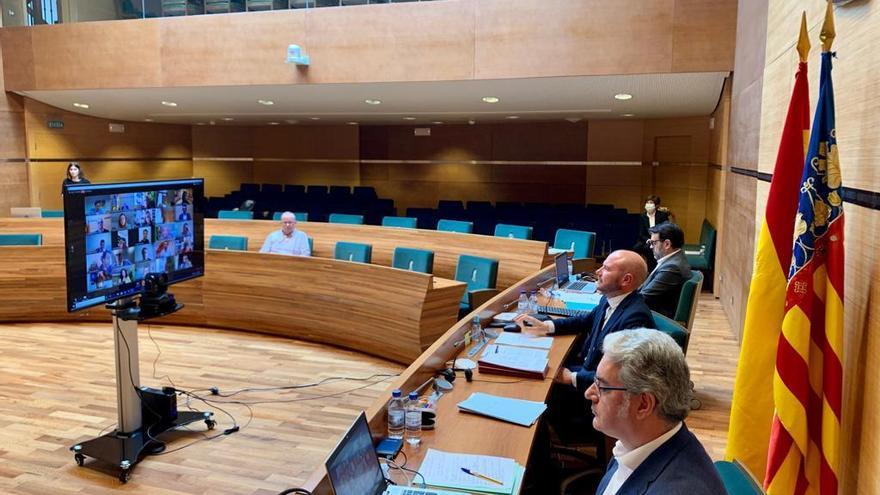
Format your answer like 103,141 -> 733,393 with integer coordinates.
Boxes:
639,222 -> 691,319
259,211 -> 311,257
516,249 -> 654,394
591,328 -> 724,494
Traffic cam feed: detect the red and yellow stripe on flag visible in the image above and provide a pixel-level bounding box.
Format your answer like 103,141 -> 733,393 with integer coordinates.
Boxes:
765,11 -> 844,494
725,17 -> 811,479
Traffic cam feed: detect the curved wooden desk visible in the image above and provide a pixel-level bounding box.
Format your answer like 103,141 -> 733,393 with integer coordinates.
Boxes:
304,264 -> 578,494
0,246 -> 465,364
0,218 -> 550,290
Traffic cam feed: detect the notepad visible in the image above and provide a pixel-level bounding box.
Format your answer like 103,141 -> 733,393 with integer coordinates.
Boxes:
493,332 -> 553,350
478,344 -> 549,379
419,448 -> 521,494
491,312 -> 519,323
458,392 -> 547,427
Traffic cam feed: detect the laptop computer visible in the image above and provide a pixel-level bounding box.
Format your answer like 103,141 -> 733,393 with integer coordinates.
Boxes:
553,252 -> 596,293
325,412 -> 459,495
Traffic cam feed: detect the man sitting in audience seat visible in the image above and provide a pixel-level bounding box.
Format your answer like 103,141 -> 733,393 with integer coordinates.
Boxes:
639,222 -> 691,319
591,328 -> 724,494
259,211 -> 311,257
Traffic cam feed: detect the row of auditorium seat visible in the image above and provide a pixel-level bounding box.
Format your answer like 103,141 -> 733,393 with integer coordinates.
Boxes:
207,183 -> 641,256
207,233 -> 499,318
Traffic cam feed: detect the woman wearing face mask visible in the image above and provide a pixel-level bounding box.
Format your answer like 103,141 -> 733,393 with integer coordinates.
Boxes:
635,195 -> 670,270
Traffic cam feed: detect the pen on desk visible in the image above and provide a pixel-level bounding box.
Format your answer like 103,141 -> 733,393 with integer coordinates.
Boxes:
460,467 -> 503,485
494,345 -> 499,353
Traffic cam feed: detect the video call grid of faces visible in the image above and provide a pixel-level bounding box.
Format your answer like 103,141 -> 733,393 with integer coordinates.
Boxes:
84,189 -> 195,293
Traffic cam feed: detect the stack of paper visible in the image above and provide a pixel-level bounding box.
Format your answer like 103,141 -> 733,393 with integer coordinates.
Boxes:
457,392 -> 547,427
493,332 -> 553,350
419,448 -> 525,494
478,344 -> 549,379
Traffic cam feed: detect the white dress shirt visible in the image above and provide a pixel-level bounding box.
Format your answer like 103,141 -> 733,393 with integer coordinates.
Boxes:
601,422 -> 683,495
259,229 -> 311,256
647,211 -> 657,228
649,248 -> 682,276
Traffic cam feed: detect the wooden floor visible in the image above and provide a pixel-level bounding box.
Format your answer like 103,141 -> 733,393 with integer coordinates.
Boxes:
0,293 -> 738,494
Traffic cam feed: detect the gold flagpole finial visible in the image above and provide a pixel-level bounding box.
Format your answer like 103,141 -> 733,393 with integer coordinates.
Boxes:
820,0 -> 836,52
797,12 -> 810,62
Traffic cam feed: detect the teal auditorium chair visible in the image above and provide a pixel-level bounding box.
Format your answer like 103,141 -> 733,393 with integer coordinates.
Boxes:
272,211 -> 309,221
328,213 -> 364,225
392,247 -> 434,274
714,460 -> 765,495
437,219 -> 474,234
674,270 -> 705,336
0,234 -> 42,246
651,311 -> 688,351
218,210 -> 254,220
685,219 -> 717,271
382,216 -> 418,229
553,229 -> 596,259
494,223 -> 533,240
41,210 -> 64,218
208,235 -> 248,251
454,254 -> 499,318
335,242 -> 371,263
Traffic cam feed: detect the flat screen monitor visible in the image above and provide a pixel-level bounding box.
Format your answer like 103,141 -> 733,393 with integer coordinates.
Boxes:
63,178 -> 205,312
554,252 -> 569,287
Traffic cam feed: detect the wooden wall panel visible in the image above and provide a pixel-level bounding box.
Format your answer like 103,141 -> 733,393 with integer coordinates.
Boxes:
193,160 -> 255,198
587,120 -> 645,162
1,0 -> 736,91
0,42 -> 29,217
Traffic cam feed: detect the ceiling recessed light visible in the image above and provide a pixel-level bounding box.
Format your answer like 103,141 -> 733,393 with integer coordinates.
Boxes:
402,117 -> 416,121
432,121 -> 444,125
73,102 -> 89,109
481,96 -> 500,103
468,119 -> 476,125
310,117 -> 321,121
161,101 -> 178,107
209,120 -> 216,125
285,119 -> 299,124
144,118 -> 153,122
347,121 -> 358,125
364,99 -> 382,105
268,122 -> 280,125
221,117 -> 234,121
258,99 -> 274,106
506,115 -> 520,120
196,122 -> 206,125
621,113 -> 636,117
614,93 -> 633,101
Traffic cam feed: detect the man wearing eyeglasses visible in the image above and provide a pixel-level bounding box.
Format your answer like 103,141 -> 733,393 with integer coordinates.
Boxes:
591,328 -> 723,494
640,222 -> 691,319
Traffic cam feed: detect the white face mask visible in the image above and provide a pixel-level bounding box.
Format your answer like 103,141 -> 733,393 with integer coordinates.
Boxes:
645,202 -> 656,214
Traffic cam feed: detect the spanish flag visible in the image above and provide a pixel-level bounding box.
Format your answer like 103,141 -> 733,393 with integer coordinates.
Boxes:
765,4 -> 844,493
725,14 -> 811,479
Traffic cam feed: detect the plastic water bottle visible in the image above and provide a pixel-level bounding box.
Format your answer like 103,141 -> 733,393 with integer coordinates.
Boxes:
516,290 -> 529,315
387,389 -> 405,439
567,257 -> 576,283
405,392 -> 422,446
471,315 -> 482,343
528,290 -> 538,314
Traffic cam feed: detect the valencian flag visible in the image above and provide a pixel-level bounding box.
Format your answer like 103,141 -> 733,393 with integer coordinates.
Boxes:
765,5 -> 844,494
725,14 -> 811,479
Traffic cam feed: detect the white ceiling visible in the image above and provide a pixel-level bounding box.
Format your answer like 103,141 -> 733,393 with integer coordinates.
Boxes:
20,71 -> 729,126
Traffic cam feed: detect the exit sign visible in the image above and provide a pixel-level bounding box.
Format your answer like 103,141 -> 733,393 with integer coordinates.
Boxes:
47,120 -> 64,129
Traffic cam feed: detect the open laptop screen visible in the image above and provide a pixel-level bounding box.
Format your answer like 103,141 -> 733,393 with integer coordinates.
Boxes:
554,252 -> 569,287
325,412 -> 386,495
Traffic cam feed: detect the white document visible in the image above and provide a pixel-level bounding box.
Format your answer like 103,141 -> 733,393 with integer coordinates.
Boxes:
493,332 -> 553,350
479,344 -> 549,374
492,312 -> 519,322
419,448 -> 518,494
558,291 -> 603,306
458,392 -> 548,427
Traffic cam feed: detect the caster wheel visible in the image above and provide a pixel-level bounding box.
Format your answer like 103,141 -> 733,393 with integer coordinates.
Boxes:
119,470 -> 131,483
691,398 -> 702,410
74,453 -> 85,467
205,419 -> 216,430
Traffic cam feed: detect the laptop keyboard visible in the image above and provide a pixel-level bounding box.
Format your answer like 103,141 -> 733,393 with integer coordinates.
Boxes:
537,305 -> 592,317
565,280 -> 594,291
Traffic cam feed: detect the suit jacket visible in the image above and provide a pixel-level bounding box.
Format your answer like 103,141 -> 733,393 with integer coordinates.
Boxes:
553,291 -> 654,394
640,250 -> 691,319
637,210 -> 670,242
596,424 -> 725,495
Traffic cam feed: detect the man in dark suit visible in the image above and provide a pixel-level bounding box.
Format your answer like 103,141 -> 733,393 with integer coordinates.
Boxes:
591,328 -> 724,494
640,222 -> 691,319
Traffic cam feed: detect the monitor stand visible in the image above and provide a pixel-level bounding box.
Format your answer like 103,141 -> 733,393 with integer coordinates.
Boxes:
70,298 -> 214,483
